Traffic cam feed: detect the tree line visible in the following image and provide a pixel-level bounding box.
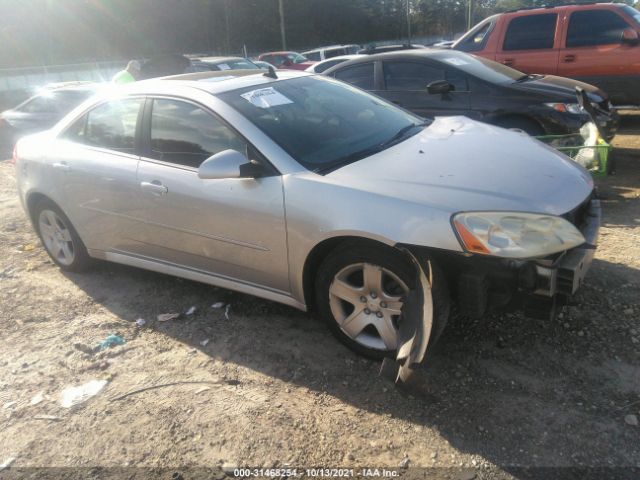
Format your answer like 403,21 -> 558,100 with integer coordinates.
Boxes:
0,0 -> 636,69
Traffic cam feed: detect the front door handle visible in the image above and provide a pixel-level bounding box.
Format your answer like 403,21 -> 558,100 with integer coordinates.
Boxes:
502,58 -> 514,66
140,180 -> 168,195
53,162 -> 71,172
563,54 -> 576,63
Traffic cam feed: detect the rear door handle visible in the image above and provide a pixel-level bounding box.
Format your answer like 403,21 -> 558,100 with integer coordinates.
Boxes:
563,54 -> 576,63
502,58 -> 514,66
140,180 -> 168,195
53,162 -> 71,172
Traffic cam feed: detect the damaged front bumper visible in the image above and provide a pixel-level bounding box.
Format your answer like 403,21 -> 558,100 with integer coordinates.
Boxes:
402,199 -> 601,322
534,199 -> 601,297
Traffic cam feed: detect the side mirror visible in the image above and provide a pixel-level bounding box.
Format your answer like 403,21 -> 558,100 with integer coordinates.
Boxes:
622,28 -> 639,45
198,149 -> 261,180
282,59 -> 293,67
427,80 -> 452,95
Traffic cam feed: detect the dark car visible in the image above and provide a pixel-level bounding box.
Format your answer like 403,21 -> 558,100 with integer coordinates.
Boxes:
324,49 -> 618,139
0,84 -> 97,157
190,56 -> 261,72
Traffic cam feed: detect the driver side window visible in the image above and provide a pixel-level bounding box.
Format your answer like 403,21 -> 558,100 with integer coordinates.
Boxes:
383,62 -> 443,90
149,98 -> 247,169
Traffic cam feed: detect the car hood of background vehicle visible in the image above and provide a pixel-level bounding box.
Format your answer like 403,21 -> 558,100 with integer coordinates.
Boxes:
326,116 -> 593,215
507,75 -> 607,103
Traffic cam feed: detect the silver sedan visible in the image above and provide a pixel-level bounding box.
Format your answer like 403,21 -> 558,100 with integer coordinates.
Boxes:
14,70 -> 599,360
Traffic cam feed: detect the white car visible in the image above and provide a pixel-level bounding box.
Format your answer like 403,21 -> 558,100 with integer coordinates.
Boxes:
302,45 -> 360,62
304,55 -> 361,74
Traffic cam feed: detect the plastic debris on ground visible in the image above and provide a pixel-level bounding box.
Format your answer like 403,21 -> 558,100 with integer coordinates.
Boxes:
185,306 -> 197,316
98,334 -> 125,350
60,379 -> 108,408
0,457 -> 16,471
30,392 -> 45,405
135,318 -> 146,327
33,415 -> 61,421
200,339 -> 210,347
157,313 -> 180,322
224,304 -> 231,320
211,302 -> 225,309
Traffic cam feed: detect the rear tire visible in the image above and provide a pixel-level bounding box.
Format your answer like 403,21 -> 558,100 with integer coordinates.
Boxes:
315,243 -> 450,359
33,199 -> 92,272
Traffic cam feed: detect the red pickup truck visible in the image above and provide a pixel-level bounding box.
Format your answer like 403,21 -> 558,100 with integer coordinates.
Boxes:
452,3 -> 640,106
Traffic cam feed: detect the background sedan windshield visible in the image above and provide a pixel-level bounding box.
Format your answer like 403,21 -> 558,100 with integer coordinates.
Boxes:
219,76 -> 421,171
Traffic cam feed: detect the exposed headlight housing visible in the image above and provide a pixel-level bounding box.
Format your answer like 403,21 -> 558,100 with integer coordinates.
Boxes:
452,212 -> 585,258
544,102 -> 584,114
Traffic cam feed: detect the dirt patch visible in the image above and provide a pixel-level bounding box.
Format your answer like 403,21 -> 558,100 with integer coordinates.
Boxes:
0,116 -> 639,478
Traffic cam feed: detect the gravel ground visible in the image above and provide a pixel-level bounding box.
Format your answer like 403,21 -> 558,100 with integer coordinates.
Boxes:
0,115 -> 639,480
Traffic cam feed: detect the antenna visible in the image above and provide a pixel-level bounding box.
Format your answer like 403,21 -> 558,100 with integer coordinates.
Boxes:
263,66 -> 278,79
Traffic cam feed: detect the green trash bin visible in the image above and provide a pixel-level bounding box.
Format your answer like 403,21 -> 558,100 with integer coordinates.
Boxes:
535,133 -> 610,177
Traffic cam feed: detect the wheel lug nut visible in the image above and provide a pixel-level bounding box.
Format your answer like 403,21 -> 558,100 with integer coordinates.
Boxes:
360,296 -> 367,303
376,312 -> 383,318
380,302 -> 387,308
370,292 -> 377,299
364,308 -> 371,315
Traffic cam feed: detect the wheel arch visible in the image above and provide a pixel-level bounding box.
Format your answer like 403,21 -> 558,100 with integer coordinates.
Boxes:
487,113 -> 547,135
25,191 -> 55,226
301,235 -> 411,312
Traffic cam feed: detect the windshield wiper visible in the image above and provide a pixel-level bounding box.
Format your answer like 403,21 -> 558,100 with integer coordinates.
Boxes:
515,74 -> 531,82
315,121 -> 430,174
314,145 -> 386,174
380,120 -> 429,148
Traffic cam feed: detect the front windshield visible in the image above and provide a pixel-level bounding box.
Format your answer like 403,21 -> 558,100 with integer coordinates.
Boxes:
440,53 -> 526,83
221,59 -> 260,70
621,5 -> 640,25
219,76 -> 425,172
287,53 -> 308,64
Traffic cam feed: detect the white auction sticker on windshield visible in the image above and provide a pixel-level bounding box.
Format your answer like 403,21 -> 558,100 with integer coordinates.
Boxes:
241,87 -> 294,109
218,63 -> 231,70
444,57 -> 468,66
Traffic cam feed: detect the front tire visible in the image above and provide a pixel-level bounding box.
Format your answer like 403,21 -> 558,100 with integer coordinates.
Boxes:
34,199 -> 92,272
315,243 -> 449,359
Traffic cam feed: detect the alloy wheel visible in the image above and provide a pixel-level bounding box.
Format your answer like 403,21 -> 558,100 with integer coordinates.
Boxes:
328,262 -> 409,351
38,209 -> 75,266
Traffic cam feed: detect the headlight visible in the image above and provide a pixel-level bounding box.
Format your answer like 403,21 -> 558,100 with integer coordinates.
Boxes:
544,103 -> 584,114
452,212 -> 585,258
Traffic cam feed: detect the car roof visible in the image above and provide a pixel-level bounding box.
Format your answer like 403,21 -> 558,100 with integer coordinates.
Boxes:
303,45 -> 351,53
317,54 -> 361,62
193,56 -> 250,64
503,1 -> 621,14
324,49 -> 470,72
260,51 -> 298,56
130,69 -> 311,95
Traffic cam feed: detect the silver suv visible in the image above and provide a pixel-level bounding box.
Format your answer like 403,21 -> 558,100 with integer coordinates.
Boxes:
14,70 -> 600,360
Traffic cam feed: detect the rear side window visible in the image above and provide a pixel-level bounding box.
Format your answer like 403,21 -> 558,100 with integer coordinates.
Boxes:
149,99 -> 247,168
77,98 -> 143,153
503,14 -> 557,50
316,58 -> 348,73
305,51 -> 321,61
325,48 -> 346,59
18,95 -> 56,114
567,10 -> 630,47
333,63 -> 374,90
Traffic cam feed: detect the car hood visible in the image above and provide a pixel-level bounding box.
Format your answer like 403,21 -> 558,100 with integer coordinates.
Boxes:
327,116 -> 593,215
507,75 -> 608,103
